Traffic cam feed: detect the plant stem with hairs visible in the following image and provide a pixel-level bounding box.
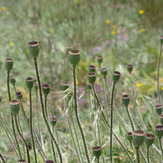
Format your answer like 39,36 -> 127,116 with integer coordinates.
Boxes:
14,116 -> 31,163
72,66 -> 90,163
29,89 -> 37,163
157,42 -> 163,104
33,58 -> 63,163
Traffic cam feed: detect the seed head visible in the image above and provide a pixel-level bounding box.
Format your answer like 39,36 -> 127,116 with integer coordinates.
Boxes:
88,72 -> 96,84
155,105 -> 163,115
132,130 -> 145,147
122,94 -> 130,107
69,49 -> 80,66
42,84 -> 50,96
5,58 -> 13,72
112,71 -> 121,82
26,77 -> 34,90
92,146 -> 102,159
145,133 -> 154,147
16,91 -> 23,100
155,124 -> 163,138
127,64 -> 133,74
97,56 -> 103,65
28,41 -> 40,58
101,68 -> 107,78
10,99 -> 20,115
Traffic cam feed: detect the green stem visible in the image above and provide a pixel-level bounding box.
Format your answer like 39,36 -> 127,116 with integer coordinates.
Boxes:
97,158 -> 100,163
7,71 -> 11,101
14,116 -> 31,163
72,66 -> 90,163
33,58 -> 63,163
126,106 -> 134,131
147,147 -> 150,163
0,153 -> 5,163
29,89 -> 37,163
136,147 -> 140,163
51,127 -> 57,163
157,43 -> 163,104
20,100 -> 28,124
159,138 -> 163,155
44,95 -> 48,118
110,82 -> 116,163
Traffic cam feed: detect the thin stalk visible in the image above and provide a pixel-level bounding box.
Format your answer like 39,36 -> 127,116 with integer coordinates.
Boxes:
7,71 -> 11,101
13,84 -> 17,94
29,89 -> 37,163
20,100 -> 28,124
136,147 -> 140,163
44,95 -> 48,118
157,43 -> 163,104
72,66 -> 90,163
159,138 -> 163,155
110,82 -> 116,163
126,106 -> 134,131
97,158 -> 100,163
33,58 -> 63,163
147,147 -> 150,163
14,116 -> 31,163
0,153 -> 5,163
51,127 -> 57,163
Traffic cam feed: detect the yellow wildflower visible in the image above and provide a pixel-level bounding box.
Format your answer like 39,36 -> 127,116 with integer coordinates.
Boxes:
2,6 -> 7,11
9,42 -> 14,46
111,31 -> 117,35
105,20 -> 111,24
136,83 -> 143,87
138,10 -> 144,15
139,28 -> 145,33
112,25 -> 117,29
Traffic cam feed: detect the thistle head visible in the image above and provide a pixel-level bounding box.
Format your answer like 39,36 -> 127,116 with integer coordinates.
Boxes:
28,41 -> 40,58
10,99 -> 20,115
132,130 -> 145,148
69,49 -> 80,66
5,58 -> 13,72
112,71 -> 121,83
92,146 -> 102,159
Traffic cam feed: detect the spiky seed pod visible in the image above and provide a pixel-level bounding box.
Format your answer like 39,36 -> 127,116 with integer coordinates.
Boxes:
62,82 -> 69,91
49,116 -> 57,126
5,58 -> 13,72
16,91 -> 23,100
88,72 -> 96,84
122,94 -> 130,107
85,83 -> 92,90
101,68 -> 107,78
127,64 -> 133,73
126,132 -> 132,142
112,71 -> 121,82
132,130 -> 145,148
155,125 -> 163,138
42,84 -> 50,96
45,160 -> 54,163
145,133 -> 154,147
89,65 -> 96,72
155,105 -> 163,115
28,41 -> 40,58
9,76 -> 16,85
69,49 -> 80,66
92,146 -> 102,159
97,56 -> 103,65
160,115 -> 163,125
26,77 -> 34,90
18,160 -> 26,163
10,99 -> 20,115
160,36 -> 163,44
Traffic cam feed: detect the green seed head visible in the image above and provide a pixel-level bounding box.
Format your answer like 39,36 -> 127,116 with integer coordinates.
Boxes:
10,99 -> 20,115
127,64 -> 133,74
26,77 -> 34,90
18,160 -> 26,163
132,130 -> 145,148
155,125 -> 163,138
88,72 -> 96,84
62,82 -> 69,91
69,49 -> 80,66
9,76 -> 16,85
45,160 -> 54,163
16,91 -> 23,100
5,58 -> 13,72
92,146 -> 102,159
112,71 -> 121,82
49,116 -> 57,126
160,36 -> 163,44
101,68 -> 107,78
97,56 -> 103,65
122,94 -> 130,107
160,115 -> 163,125
126,132 -> 132,142
89,65 -> 96,72
42,84 -> 50,96
28,41 -> 40,58
145,133 -> 154,147
155,105 -> 163,115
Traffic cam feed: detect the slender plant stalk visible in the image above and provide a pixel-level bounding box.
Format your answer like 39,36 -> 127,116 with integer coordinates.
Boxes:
14,116 -> 31,163
33,58 -> 63,163
20,100 -> 28,124
72,66 -> 90,163
147,147 -> 150,163
126,106 -> 135,131
136,147 -> 140,163
110,82 -> 116,163
159,138 -> 163,155
44,96 -> 48,117
97,158 -> 100,163
29,89 -> 37,163
0,153 -> 5,163
157,43 -> 163,104
7,71 -> 11,101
